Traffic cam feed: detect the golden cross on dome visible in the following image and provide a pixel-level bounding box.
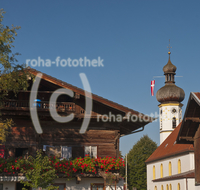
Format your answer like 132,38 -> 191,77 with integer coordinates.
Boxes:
167,39 -> 172,54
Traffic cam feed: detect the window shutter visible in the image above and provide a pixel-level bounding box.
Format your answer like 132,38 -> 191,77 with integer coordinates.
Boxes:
85,146 -> 91,156
91,146 -> 97,158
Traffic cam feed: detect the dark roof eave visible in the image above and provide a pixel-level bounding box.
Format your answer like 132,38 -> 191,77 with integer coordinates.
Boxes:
152,170 -> 195,182
26,67 -> 154,122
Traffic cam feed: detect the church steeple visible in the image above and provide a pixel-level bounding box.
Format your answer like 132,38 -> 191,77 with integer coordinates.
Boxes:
156,42 -> 185,144
163,52 -> 177,84
156,50 -> 185,104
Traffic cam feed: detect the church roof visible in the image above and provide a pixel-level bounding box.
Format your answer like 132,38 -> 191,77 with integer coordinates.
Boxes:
146,122 -> 194,163
156,52 -> 185,103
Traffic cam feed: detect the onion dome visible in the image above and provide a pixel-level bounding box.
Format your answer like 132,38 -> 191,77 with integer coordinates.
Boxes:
156,52 -> 185,103
163,54 -> 177,74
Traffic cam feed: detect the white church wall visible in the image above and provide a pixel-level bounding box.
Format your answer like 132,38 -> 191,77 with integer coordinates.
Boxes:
147,178 -> 195,190
187,178 -> 196,190
147,152 -> 195,190
195,185 -> 200,190
150,179 -> 187,190
189,152 -> 195,171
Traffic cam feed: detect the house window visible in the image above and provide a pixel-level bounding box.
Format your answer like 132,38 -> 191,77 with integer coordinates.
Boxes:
72,146 -> 84,159
169,184 -> 172,190
178,159 -> 181,174
172,117 -> 176,128
45,146 -> 62,158
61,146 -> 72,160
85,146 -> 97,158
161,185 -> 163,190
160,164 -> 163,178
16,182 -> 31,190
169,162 -> 172,176
154,186 -> 157,190
53,183 -> 66,190
15,148 -> 29,158
91,183 -> 104,190
153,165 -> 156,180
166,184 -> 169,190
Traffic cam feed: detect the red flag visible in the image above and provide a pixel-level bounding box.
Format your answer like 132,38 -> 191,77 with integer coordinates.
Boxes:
151,80 -> 155,96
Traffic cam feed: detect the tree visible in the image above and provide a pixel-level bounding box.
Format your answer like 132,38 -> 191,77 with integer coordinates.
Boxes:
18,150 -> 59,190
0,9 -> 28,143
127,135 -> 157,190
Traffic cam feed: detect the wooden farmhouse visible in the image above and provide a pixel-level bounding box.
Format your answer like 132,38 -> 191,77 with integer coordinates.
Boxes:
0,67 -> 152,190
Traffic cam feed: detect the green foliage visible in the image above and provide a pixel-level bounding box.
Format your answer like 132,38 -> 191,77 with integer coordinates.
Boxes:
0,9 -> 29,144
19,150 -> 59,190
127,135 -> 157,190
0,8 -> 28,100
0,118 -> 13,143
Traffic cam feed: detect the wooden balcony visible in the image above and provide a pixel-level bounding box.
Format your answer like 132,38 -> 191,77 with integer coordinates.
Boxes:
0,100 -> 76,113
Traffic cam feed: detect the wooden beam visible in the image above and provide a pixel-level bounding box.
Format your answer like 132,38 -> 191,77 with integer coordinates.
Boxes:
185,117 -> 200,123
179,136 -> 194,141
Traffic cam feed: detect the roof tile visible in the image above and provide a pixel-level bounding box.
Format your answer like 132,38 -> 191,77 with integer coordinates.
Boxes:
146,122 -> 194,163
194,92 -> 200,100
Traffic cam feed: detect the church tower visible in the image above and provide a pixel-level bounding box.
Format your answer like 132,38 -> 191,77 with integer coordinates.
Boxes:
156,47 -> 185,145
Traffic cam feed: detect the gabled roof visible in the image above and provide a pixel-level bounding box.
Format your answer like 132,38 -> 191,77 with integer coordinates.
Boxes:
153,170 -> 194,182
146,123 -> 194,163
24,67 -> 154,135
26,67 -> 147,116
177,92 -> 200,144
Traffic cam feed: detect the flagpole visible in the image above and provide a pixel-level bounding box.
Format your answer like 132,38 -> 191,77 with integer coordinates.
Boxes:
126,153 -> 127,190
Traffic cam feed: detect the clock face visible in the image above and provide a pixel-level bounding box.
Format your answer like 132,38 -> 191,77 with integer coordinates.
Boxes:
171,108 -> 177,114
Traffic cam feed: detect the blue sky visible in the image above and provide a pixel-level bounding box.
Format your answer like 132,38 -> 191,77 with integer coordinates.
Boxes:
1,0 -> 200,156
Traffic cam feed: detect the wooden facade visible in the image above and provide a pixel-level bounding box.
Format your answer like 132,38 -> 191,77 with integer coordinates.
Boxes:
0,68 -> 152,160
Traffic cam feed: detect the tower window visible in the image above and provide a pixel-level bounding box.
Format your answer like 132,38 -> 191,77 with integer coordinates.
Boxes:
169,74 -> 171,81
172,117 -> 176,128
160,121 -> 162,130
